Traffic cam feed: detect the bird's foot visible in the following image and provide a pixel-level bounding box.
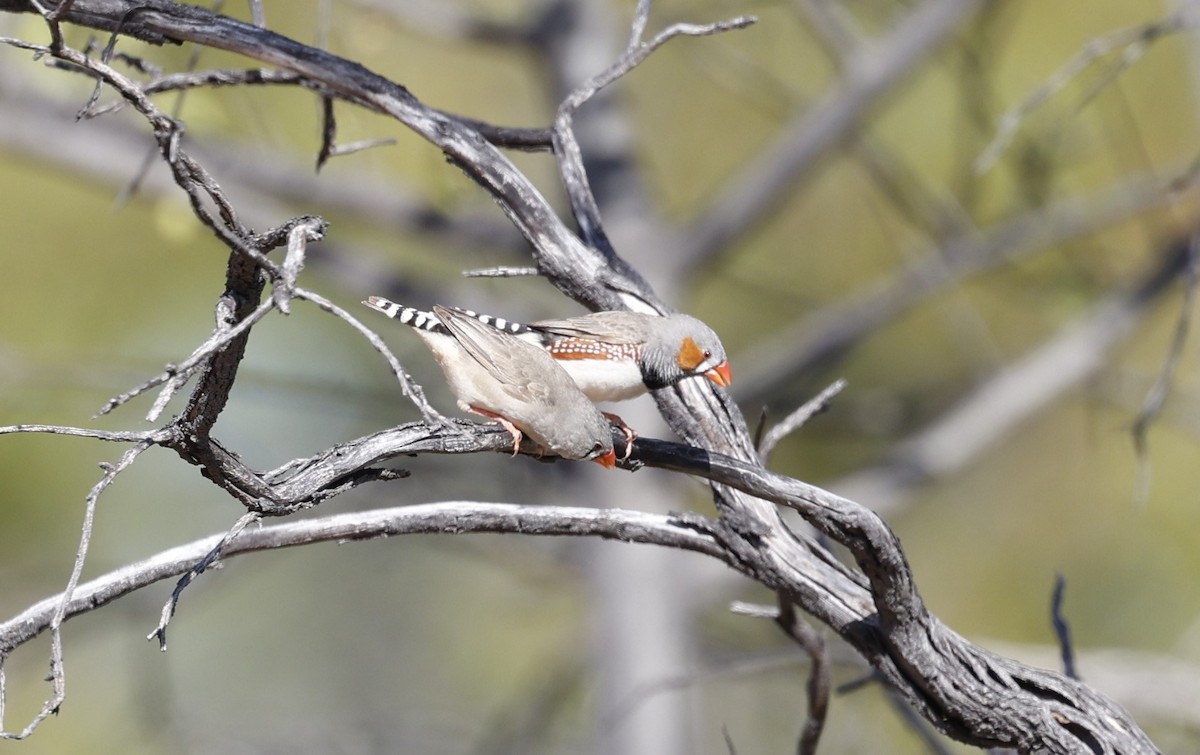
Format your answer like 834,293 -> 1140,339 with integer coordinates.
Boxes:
602,411 -> 637,460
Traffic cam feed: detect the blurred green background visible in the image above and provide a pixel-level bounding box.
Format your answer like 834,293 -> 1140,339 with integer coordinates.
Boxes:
2,0 -> 1199,752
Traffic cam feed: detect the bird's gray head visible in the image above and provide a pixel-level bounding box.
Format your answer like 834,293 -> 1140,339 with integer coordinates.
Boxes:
642,314 -> 732,390
553,408 -> 616,468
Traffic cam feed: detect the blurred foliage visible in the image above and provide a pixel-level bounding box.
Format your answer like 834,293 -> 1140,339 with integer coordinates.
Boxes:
2,0 -> 1199,752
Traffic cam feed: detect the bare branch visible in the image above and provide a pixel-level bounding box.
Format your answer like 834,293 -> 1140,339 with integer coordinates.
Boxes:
736,167 -> 1200,401
148,511 -> 262,650
272,218 -> 323,313
629,437 -> 1157,752
552,10 -> 754,276
2,440 -> 151,740
461,266 -> 540,278
0,502 -> 725,658
975,10 -> 1189,174
0,424 -> 159,443
680,0 -> 987,266
758,379 -> 847,464
775,599 -> 829,755
1132,234 -> 1199,504
835,236 -> 1192,516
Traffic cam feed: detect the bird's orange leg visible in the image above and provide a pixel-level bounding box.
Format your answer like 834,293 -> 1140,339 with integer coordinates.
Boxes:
468,406 -> 522,456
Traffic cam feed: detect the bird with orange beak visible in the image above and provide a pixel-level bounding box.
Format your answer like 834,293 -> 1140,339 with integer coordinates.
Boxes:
364,299 -> 732,458
364,301 -> 617,468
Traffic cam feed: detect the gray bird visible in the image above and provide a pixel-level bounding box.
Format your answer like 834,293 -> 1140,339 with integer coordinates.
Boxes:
362,298 -> 732,457
364,298 -> 617,468
520,310 -> 732,401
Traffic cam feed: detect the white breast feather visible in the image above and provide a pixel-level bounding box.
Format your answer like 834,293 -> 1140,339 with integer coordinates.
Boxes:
558,358 -> 646,402
414,330 -> 496,413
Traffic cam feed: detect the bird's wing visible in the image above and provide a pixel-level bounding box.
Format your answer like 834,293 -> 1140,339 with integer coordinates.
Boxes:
529,311 -> 651,344
433,305 -> 556,403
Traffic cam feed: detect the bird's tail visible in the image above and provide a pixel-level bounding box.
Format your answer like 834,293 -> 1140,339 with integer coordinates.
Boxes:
362,296 -> 448,334
363,296 -> 533,337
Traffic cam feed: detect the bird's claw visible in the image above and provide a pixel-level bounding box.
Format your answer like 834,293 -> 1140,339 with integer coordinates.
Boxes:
602,412 -> 637,460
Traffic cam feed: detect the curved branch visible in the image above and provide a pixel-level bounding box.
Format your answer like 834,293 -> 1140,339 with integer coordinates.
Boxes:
0,501 -> 725,657
629,439 -> 1154,750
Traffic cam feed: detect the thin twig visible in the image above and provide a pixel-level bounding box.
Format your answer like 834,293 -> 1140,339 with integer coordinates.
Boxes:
1,440 -> 151,740
775,598 -> 829,755
0,425 -> 159,443
722,724 -> 739,755
975,11 -> 1188,173
316,94 -> 336,170
291,288 -> 443,425
324,137 -> 396,159
552,11 -> 754,260
95,298 -> 274,420
272,217 -> 324,314
149,511 -> 261,650
1131,233 -> 1199,505
724,599 -> 831,754
1051,574 -> 1078,681
461,266 -> 540,278
758,379 -> 847,464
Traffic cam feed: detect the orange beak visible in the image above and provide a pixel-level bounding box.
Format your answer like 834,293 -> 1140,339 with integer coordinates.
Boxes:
592,449 -> 617,469
704,361 -> 732,388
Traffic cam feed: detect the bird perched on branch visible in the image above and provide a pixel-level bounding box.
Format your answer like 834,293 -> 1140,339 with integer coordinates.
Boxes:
364,298 -> 730,397
363,299 -> 616,468
363,298 -> 732,457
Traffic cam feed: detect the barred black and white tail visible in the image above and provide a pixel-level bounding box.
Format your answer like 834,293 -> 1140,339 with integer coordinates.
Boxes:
363,296 -> 531,337
456,308 -> 530,336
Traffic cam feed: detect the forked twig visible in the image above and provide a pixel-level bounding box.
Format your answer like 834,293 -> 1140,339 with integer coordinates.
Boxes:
975,11 -> 1189,173
552,9 -> 755,267
1,439 -> 151,740
95,298 -> 275,420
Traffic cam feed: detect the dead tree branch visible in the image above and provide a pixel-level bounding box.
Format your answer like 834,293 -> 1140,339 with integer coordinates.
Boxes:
0,2 -> 1164,751
0,500 -> 726,658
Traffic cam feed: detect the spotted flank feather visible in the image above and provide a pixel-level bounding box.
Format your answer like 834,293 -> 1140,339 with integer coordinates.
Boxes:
547,338 -> 642,363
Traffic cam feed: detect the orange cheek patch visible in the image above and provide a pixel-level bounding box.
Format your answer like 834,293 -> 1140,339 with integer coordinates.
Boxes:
676,337 -> 705,372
